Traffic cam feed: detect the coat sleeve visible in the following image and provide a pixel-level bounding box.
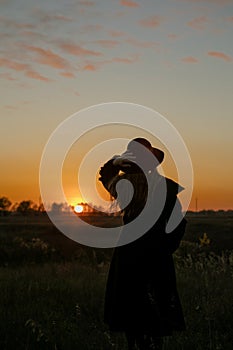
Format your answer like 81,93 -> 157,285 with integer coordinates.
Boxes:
163,216 -> 187,254
99,158 -> 121,198
145,198 -> 186,256
161,181 -> 187,254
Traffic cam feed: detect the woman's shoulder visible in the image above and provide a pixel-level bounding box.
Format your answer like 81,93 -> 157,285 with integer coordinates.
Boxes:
165,177 -> 185,195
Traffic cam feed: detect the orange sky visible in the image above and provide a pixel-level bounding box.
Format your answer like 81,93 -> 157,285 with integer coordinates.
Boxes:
1,0 -> 233,211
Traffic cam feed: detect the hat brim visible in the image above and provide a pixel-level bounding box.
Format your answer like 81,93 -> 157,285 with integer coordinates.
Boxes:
151,147 -> 164,164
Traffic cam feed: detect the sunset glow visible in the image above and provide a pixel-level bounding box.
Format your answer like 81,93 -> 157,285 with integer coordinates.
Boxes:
74,205 -> 84,214
0,0 -> 233,211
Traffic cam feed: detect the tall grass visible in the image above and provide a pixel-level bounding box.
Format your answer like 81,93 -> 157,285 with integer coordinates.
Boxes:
0,216 -> 233,349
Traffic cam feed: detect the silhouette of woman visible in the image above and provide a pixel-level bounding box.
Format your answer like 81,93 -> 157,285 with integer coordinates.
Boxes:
99,138 -> 186,350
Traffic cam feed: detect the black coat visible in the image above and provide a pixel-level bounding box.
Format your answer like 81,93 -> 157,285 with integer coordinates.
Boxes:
99,159 -> 186,335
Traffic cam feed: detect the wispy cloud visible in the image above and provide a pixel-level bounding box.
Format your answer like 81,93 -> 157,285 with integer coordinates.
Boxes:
60,71 -> 75,78
4,105 -> 17,110
168,34 -> 178,40
188,16 -> 208,30
208,51 -> 232,62
126,37 -> 158,48
120,0 -> 139,8
0,72 -> 17,81
112,54 -> 139,64
59,42 -> 102,56
0,57 -> 46,83
23,45 -> 70,69
51,15 -> 73,22
80,54 -> 139,72
227,16 -> 233,22
182,56 -> 199,63
139,15 -> 162,28
0,57 -> 52,82
80,24 -> 103,33
0,58 -> 29,71
108,30 -> 126,37
20,31 -> 46,40
31,9 -> 73,25
83,63 -> 98,71
25,70 -> 52,82
0,16 -> 35,30
93,40 -> 119,48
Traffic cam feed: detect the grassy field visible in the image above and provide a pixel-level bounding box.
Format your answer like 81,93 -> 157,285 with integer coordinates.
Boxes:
0,214 -> 232,349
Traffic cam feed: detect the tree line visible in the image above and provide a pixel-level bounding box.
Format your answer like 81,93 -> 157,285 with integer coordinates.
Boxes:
1,196 -> 232,217
0,196 -> 109,216
0,196 -> 45,216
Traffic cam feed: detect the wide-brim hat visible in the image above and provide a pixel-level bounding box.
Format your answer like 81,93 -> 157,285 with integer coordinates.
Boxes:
126,137 -> 164,164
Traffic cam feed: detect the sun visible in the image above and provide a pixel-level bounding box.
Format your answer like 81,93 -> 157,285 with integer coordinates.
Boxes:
74,205 -> 84,213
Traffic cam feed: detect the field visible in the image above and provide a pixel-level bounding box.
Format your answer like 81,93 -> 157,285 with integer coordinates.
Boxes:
0,214 -> 233,350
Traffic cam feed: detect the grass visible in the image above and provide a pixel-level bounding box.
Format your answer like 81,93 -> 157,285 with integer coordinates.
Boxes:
0,214 -> 233,349
1,263 -> 110,350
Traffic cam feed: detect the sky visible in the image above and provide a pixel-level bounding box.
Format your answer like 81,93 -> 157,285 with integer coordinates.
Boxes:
0,0 -> 233,211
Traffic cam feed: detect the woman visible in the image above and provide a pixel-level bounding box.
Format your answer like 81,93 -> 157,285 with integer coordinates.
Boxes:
99,138 -> 186,350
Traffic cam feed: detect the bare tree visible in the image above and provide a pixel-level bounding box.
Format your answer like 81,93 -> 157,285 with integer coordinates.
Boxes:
16,200 -> 34,215
0,196 -> 12,215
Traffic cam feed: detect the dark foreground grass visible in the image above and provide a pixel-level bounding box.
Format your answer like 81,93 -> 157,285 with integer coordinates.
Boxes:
0,263 -> 115,350
0,215 -> 233,349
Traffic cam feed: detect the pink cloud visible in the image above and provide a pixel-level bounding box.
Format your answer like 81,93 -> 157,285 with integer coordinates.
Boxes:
94,40 -> 119,48
208,51 -> 232,62
0,57 -> 52,82
52,15 -> 73,22
168,34 -> 178,40
80,24 -> 103,33
25,70 -> 52,82
109,30 -> 125,37
0,58 -> 51,82
32,9 -> 73,24
120,0 -> 139,8
139,15 -> 162,28
24,45 -> 69,69
59,42 -> 102,57
15,23 -> 35,29
0,16 -> 35,30
60,71 -> 75,78
126,37 -> 158,48
227,17 -> 233,22
182,56 -> 199,63
188,16 -> 208,30
4,105 -> 17,110
83,63 -> 98,71
112,54 -> 139,64
0,72 -> 17,81
0,58 -> 29,71
21,31 -> 46,39
80,54 -> 139,72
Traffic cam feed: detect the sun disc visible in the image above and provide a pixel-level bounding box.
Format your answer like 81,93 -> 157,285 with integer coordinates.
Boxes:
74,205 -> 84,213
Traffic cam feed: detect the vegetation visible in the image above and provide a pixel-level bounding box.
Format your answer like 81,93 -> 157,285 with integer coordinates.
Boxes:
0,210 -> 233,349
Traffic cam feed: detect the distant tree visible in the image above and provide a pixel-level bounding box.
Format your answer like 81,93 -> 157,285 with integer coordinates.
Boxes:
37,202 -> 45,213
0,196 -> 12,215
16,200 -> 34,215
11,202 -> 19,212
51,202 -> 64,213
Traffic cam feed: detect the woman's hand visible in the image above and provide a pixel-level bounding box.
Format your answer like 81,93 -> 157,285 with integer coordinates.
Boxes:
112,152 -> 136,168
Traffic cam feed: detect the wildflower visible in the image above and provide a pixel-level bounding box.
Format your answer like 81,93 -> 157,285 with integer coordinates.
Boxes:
199,232 -> 210,246
75,304 -> 81,317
